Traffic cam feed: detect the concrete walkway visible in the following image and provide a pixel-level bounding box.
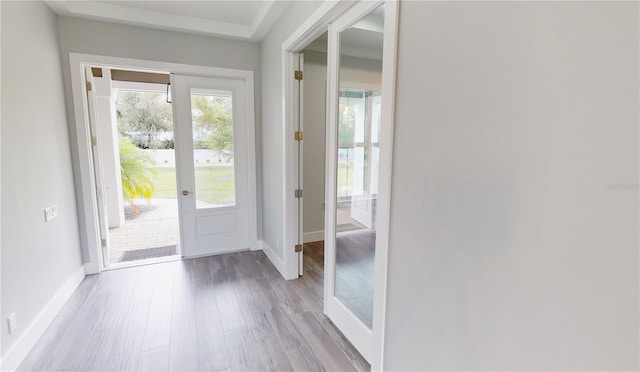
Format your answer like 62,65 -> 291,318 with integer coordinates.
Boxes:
108,198 -> 180,264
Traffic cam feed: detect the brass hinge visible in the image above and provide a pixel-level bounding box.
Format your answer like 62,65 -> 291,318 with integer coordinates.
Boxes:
295,244 -> 303,253
294,131 -> 303,141
86,81 -> 92,91
101,239 -> 107,248
294,70 -> 303,80
295,189 -> 303,198
91,136 -> 97,146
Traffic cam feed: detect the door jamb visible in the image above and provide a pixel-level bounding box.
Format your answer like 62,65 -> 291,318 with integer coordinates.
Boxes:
69,53 -> 259,274
281,0 -> 354,279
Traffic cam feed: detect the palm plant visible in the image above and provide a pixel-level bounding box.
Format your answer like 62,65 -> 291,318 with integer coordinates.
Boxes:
119,136 -> 157,213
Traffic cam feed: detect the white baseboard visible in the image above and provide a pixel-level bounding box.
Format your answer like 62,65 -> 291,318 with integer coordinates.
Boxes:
303,230 -> 324,243
249,239 -> 262,251
259,240 -> 288,279
0,265 -> 86,371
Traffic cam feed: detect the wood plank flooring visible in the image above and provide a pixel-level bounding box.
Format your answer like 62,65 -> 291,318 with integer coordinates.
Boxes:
18,250 -> 369,372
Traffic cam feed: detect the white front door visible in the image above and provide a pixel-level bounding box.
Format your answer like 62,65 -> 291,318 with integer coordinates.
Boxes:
172,74 -> 252,257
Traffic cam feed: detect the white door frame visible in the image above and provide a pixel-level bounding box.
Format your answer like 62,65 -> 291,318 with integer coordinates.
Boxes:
69,53 -> 259,274
281,0 -> 355,278
281,0 -> 399,369
83,66 -> 111,267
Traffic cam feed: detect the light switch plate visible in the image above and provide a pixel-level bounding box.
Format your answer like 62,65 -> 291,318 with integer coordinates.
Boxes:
44,204 -> 59,222
7,313 -> 17,335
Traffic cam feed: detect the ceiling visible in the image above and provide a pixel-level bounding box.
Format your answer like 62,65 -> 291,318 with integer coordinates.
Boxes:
45,0 -> 292,41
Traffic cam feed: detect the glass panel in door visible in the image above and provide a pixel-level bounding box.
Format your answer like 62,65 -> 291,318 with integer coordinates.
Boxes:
189,89 -> 236,209
336,89 -> 381,328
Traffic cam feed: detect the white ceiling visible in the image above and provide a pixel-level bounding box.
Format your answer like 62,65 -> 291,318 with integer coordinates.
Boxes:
45,0 -> 291,41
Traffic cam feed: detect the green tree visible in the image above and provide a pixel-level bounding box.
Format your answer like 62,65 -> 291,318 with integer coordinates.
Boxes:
119,137 -> 157,212
191,95 -> 234,161
116,91 -> 172,149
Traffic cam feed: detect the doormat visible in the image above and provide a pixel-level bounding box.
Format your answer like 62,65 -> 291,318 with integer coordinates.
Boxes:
119,245 -> 177,262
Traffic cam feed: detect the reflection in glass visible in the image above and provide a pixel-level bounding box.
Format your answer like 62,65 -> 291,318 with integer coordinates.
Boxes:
334,4 -> 384,329
190,89 -> 236,209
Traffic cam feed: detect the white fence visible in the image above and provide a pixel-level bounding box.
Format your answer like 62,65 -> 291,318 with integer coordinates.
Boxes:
147,149 -> 231,167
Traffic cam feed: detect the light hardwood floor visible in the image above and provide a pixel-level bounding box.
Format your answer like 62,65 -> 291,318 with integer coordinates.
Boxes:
18,250 -> 369,371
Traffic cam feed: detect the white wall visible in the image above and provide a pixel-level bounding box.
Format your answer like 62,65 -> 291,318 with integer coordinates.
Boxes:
1,0 -> 84,361
302,50 -> 382,241
384,2 -> 639,370
56,16 -> 263,259
259,1 -> 323,263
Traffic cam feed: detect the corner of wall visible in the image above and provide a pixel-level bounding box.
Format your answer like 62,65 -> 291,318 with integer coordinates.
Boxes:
259,240 -> 292,279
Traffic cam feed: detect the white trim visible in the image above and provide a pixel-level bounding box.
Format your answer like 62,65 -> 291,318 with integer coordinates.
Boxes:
179,248 -> 252,260
324,0 -> 398,367
259,240 -> 286,279
281,0 -> 356,282
0,265 -> 86,371
325,1 -> 387,363
103,254 -> 181,271
371,2 -> 399,369
297,52 -> 304,276
249,241 -> 262,252
70,54 -> 103,275
111,80 -> 167,93
303,230 -> 324,243
69,53 -> 259,273
45,0 -> 288,42
244,73 -> 260,252
282,1 -> 355,52
283,50 -> 301,280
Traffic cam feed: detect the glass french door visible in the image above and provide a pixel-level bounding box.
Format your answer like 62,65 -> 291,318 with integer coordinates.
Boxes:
171,74 -> 251,257
325,0 -> 389,363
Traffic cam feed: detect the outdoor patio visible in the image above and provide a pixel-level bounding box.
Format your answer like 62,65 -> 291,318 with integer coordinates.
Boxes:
108,198 -> 180,265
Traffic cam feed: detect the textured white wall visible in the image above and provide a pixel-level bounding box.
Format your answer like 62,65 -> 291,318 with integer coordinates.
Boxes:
384,2 -> 639,370
1,0 -> 84,359
56,16 -> 263,258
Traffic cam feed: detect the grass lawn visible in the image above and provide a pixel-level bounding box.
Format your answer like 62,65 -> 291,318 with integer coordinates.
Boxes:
154,166 -> 236,205
153,162 -> 358,203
